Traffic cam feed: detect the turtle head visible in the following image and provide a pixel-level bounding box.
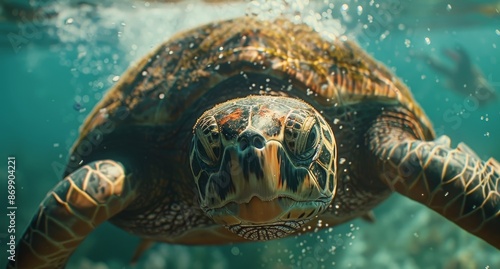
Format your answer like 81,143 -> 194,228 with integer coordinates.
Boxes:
190,96 -> 336,241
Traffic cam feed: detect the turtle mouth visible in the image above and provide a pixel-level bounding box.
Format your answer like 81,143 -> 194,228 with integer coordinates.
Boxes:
227,220 -> 308,241
205,196 -> 329,240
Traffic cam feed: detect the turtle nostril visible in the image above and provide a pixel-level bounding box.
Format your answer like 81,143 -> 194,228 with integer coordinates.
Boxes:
253,136 -> 265,149
238,131 -> 266,150
239,137 -> 249,151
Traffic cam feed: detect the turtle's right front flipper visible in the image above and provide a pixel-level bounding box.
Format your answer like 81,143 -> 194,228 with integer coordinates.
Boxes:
7,160 -> 136,269
371,133 -> 500,249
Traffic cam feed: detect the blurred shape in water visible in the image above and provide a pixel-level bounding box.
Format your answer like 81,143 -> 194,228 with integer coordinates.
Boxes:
418,45 -> 497,106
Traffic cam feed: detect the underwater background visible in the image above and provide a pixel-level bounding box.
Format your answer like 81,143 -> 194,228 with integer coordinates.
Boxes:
0,0 -> 499,268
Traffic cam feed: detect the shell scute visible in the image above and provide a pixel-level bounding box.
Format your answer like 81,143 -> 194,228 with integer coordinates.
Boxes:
73,17 -> 433,156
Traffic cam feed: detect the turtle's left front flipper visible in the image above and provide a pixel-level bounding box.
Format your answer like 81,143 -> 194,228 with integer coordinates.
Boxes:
7,160 -> 137,269
371,134 -> 500,249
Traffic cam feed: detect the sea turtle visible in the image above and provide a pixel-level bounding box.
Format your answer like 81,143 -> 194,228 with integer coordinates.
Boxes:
9,17 -> 500,269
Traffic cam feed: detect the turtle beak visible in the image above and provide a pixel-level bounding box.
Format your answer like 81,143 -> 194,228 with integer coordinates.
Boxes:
202,137 -> 331,239
211,196 -> 284,225
212,137 -> 326,206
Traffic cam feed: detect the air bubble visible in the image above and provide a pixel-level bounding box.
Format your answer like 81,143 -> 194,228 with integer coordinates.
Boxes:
367,15 -> 373,23
231,246 -> 240,255
404,39 -> 411,48
357,6 -> 363,15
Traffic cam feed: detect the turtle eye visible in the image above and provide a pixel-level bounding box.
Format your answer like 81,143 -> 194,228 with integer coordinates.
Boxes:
284,113 -> 320,160
194,116 -> 221,165
302,125 -> 319,158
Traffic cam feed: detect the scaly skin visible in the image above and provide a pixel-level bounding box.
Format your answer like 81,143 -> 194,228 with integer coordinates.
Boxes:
369,118 -> 500,249
7,160 -> 135,269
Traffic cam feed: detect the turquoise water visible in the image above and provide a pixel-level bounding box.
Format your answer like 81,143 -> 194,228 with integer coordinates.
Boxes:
1,1 -> 499,268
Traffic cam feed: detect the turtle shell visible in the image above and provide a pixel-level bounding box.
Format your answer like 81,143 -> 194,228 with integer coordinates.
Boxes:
66,16 -> 434,178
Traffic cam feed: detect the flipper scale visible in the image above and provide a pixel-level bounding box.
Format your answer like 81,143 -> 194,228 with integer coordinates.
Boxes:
8,160 -> 135,269
373,135 -> 500,249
